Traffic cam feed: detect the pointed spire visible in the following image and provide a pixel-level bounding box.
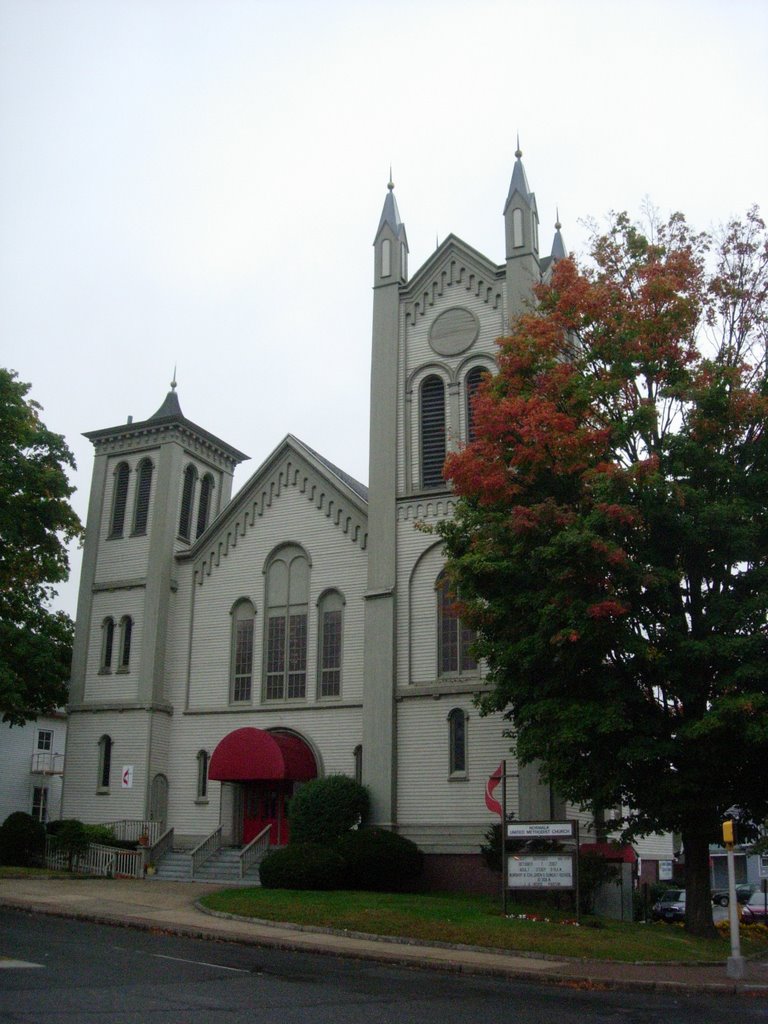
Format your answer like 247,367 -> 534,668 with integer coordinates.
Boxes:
377,168 -> 404,236
150,377 -> 183,421
505,136 -> 532,211
551,208 -> 568,260
170,365 -> 177,391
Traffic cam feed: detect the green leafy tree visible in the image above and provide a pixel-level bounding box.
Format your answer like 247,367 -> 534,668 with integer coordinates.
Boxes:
438,209 -> 768,936
0,369 -> 83,724
288,775 -> 370,844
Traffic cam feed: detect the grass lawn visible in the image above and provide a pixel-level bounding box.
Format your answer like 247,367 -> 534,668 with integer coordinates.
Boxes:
199,887 -> 768,963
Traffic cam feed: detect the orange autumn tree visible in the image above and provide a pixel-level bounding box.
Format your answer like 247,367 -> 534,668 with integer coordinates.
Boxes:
438,209 -> 768,936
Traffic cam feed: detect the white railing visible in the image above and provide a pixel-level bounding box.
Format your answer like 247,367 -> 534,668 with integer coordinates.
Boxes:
103,820 -> 161,845
44,838 -> 143,879
146,827 -> 175,870
30,752 -> 65,775
190,826 -> 222,875
239,825 -> 271,878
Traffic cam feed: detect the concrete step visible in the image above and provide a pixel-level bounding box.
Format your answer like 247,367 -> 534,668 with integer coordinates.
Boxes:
150,847 -> 261,885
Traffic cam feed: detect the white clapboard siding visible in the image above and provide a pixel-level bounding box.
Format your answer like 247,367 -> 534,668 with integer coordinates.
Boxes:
186,483 -> 366,711
83,589 -> 146,703
396,697 -> 517,826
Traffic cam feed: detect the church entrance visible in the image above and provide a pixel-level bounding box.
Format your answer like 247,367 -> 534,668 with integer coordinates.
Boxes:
208,727 -> 317,848
243,781 -> 293,845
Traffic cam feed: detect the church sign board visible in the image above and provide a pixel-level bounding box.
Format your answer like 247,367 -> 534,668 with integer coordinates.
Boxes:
508,853 -> 575,890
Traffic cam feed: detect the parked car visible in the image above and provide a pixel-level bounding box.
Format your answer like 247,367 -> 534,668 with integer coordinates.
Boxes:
740,891 -> 768,924
651,889 -> 686,922
711,884 -> 754,907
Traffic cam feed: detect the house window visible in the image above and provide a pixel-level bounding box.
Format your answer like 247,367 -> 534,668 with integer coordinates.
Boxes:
178,464 -> 197,540
448,708 -> 467,775
196,473 -> 214,538
196,750 -> 209,801
465,366 -> 487,443
354,745 -> 362,786
109,462 -> 130,538
421,374 -> 446,489
318,590 -> 343,698
98,735 -> 112,790
132,458 -> 154,535
231,600 -> 255,703
265,545 -> 309,701
31,786 -> 49,823
101,617 -> 115,671
118,616 -> 133,671
437,572 -> 477,675
37,729 -> 53,752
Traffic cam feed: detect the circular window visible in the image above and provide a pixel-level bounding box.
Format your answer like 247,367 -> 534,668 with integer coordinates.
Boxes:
429,307 -> 479,356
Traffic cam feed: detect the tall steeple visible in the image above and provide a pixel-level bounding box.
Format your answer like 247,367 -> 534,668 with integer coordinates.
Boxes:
503,139 -> 541,321
373,172 -> 408,284
551,208 -> 568,261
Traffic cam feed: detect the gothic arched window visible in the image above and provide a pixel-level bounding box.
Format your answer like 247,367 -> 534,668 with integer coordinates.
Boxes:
109,462 -> 130,538
132,458 -> 154,535
317,590 -> 344,698
196,750 -> 209,801
196,473 -> 214,538
437,572 -> 477,676
465,366 -> 487,443
101,617 -> 115,672
448,708 -> 467,775
231,599 -> 255,703
178,464 -> 197,540
421,375 -> 446,489
265,545 -> 309,701
98,735 -> 112,790
118,615 -> 133,672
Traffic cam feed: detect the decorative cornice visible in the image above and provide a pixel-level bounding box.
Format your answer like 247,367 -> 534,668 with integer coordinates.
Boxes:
191,445 -> 368,587
67,702 -> 174,715
87,419 -> 246,472
403,236 -> 505,326
397,497 -> 457,522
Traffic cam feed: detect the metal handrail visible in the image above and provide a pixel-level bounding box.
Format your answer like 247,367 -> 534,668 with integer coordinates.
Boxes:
145,827 -> 175,871
190,826 -> 222,875
239,825 -> 271,878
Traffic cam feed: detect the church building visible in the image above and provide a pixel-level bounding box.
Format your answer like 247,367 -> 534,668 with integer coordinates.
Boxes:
62,151 -> 672,888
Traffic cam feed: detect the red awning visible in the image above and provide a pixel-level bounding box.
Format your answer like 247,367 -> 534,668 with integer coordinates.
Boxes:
579,842 -> 638,863
208,727 -> 317,782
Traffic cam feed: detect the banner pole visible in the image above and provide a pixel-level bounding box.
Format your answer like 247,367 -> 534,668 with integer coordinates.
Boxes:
501,759 -> 507,917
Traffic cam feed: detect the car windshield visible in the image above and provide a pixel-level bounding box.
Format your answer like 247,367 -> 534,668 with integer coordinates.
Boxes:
746,892 -> 767,906
662,890 -> 684,901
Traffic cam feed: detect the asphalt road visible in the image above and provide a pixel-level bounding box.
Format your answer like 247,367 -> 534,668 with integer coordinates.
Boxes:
2,910 -> 766,1024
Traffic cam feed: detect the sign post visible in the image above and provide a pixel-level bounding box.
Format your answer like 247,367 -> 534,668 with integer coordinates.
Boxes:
723,818 -> 745,980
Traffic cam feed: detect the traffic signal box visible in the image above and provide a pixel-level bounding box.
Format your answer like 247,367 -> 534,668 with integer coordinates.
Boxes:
722,819 -> 736,846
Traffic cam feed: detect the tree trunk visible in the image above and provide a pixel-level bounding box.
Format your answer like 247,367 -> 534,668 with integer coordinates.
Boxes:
681,828 -> 717,937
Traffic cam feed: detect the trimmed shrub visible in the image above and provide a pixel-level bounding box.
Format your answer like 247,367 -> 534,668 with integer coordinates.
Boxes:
336,827 -> 423,892
288,775 -> 370,845
259,842 -> 346,890
0,812 -> 46,867
49,818 -> 90,869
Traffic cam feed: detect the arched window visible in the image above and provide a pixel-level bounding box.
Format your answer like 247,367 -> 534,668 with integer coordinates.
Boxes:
196,750 -> 209,801
437,572 -> 477,676
178,465 -> 197,540
231,600 -> 255,703
421,375 -> 446,489
381,237 -> 391,277
465,366 -> 487,443
109,462 -> 130,538
448,708 -> 467,775
353,745 -> 362,786
317,590 -> 344,698
101,617 -> 115,672
118,616 -> 133,672
512,207 -> 523,248
98,735 -> 112,790
265,545 -> 309,701
196,473 -> 214,539
132,458 -> 154,535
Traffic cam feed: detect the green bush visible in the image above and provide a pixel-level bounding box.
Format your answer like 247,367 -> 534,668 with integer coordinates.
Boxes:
336,827 -> 423,892
288,775 -> 370,845
0,812 -> 46,867
49,818 -> 90,869
259,842 -> 346,890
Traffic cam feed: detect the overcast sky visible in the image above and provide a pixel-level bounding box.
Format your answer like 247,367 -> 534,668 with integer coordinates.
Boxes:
2,0 -> 767,618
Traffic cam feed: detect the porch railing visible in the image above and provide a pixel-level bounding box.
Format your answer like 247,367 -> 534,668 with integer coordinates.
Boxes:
239,825 -> 271,878
145,827 -> 175,871
190,826 -> 222,876
45,838 -> 144,879
102,819 -> 161,845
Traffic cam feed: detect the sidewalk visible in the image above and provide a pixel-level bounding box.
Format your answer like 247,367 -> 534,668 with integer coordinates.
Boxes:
1,877 -> 767,996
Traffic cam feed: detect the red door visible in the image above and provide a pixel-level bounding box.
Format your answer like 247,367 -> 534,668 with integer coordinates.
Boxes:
243,782 -> 291,845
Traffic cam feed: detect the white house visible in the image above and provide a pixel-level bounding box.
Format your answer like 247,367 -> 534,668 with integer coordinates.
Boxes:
61,152 -> 672,888
0,714 -> 66,826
